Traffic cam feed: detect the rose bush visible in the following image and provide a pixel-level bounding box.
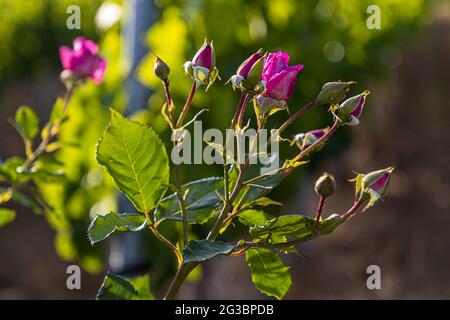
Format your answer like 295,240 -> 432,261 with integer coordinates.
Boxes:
0,37 -> 394,300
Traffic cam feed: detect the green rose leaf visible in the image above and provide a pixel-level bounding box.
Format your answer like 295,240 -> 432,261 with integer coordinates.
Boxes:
231,161 -> 285,207
88,212 -> 148,244
97,109 -> 170,213
14,106 -> 40,140
155,177 -> 223,224
249,214 -> 315,241
97,272 -> 153,300
246,248 -> 292,300
238,209 -> 272,227
183,240 -> 237,263
0,208 -> 16,228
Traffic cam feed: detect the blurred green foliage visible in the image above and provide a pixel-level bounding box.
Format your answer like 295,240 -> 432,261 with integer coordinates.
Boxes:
0,0 -> 102,85
0,0 -> 430,277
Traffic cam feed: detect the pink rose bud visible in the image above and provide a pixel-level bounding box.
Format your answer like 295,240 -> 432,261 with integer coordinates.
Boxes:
362,167 -> 394,197
237,51 -> 263,79
353,167 -> 394,211
334,91 -> 369,126
230,50 -> 265,93
192,40 -> 215,70
184,40 -> 218,90
262,51 -> 303,100
293,128 -> 328,150
59,37 -> 106,85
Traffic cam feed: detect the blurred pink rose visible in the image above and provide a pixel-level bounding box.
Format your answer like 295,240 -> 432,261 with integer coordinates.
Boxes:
59,37 -> 106,84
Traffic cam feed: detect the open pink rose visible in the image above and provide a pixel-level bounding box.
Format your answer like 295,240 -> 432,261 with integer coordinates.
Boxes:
59,37 -> 106,84
262,51 -> 303,100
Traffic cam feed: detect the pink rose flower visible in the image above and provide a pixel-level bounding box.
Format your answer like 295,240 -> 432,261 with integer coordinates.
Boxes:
59,37 -> 106,84
262,51 -> 303,100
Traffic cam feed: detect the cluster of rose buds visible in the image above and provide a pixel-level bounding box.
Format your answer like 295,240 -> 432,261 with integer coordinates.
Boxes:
56,37 -> 395,212
150,40 -> 394,212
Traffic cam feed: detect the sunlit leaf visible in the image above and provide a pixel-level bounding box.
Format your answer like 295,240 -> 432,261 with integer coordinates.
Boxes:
88,212 -> 148,244
249,214 -> 315,241
97,109 -> 170,213
246,248 -> 292,300
14,106 -> 40,140
183,240 -> 237,263
97,272 -> 153,300
155,177 -> 223,224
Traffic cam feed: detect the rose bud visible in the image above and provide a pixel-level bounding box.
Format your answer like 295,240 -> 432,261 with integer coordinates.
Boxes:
315,172 -> 337,198
183,39 -> 219,90
230,50 -> 265,93
254,51 -> 303,118
153,56 -> 170,81
362,167 -> 394,197
333,91 -> 369,126
59,37 -> 106,86
316,81 -> 356,105
353,167 -> 394,211
293,128 -> 328,150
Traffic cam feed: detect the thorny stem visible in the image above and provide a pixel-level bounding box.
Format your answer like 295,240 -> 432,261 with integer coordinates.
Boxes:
164,164 -> 249,300
175,165 -> 188,248
239,198 -> 367,251
224,93 -> 250,208
255,99 -> 320,162
230,93 -> 247,128
314,196 -> 326,228
160,79 -> 195,249
288,119 -> 341,168
176,81 -> 197,128
208,165 -> 248,241
162,79 -> 175,126
236,93 -> 250,128
278,99 -> 319,134
25,86 -> 74,167
164,102 -> 337,300
341,198 -> 365,220
151,226 -> 183,265
164,96 -> 253,300
148,216 -> 183,266
244,118 -> 342,185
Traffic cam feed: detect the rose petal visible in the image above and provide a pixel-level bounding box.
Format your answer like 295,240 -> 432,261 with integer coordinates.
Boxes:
59,46 -> 74,69
265,65 -> 303,100
238,52 -> 263,78
262,51 -> 290,82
